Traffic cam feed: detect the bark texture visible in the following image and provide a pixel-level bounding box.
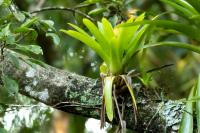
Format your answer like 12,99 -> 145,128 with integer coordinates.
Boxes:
0,51 -> 184,132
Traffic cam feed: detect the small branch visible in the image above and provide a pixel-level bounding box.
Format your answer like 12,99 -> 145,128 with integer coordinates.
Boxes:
30,7 -> 95,21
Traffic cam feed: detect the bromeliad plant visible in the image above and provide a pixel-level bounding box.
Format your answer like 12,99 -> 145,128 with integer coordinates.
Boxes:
61,13 -> 149,124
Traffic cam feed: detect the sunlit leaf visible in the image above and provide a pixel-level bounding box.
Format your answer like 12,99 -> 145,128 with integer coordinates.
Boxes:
60,29 -> 109,64
83,18 -> 109,53
101,18 -> 114,42
103,76 -> 115,121
88,8 -> 107,16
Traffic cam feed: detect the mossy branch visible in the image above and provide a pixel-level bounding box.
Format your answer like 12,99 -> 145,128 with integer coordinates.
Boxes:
0,50 -> 185,132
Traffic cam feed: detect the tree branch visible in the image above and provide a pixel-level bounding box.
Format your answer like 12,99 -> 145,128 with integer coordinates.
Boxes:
0,51 -> 184,132
30,7 -> 95,21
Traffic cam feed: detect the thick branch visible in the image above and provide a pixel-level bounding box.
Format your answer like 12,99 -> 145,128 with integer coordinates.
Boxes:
0,51 -> 184,132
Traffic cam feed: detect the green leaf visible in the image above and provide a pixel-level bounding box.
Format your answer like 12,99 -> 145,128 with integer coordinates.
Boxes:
186,0 -> 200,12
15,44 -> 43,55
173,0 -> 199,14
0,128 -> 8,133
1,24 -> 11,36
88,8 -> 107,16
122,25 -> 149,66
2,75 -> 19,95
60,29 -> 109,64
0,0 -> 3,6
118,13 -> 145,54
8,53 -> 20,68
120,75 -> 137,110
13,11 -> 25,22
142,42 -> 200,55
178,86 -> 195,133
81,0 -> 101,4
68,23 -> 89,36
83,18 -> 109,53
46,33 -> 60,45
39,20 -> 56,32
161,0 -> 194,17
28,58 -> 47,68
103,76 -> 115,121
2,0 -> 11,6
15,28 -> 38,42
196,74 -> 200,131
119,20 -> 200,41
20,17 -> 37,28
101,18 -> 114,42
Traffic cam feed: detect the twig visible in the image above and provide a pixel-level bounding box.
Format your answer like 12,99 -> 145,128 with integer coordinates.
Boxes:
146,63 -> 174,73
30,7 -> 95,21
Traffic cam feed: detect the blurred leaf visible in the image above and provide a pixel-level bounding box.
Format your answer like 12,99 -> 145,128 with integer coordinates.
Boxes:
186,0 -> 200,12
0,24 -> 15,44
196,74 -> 200,131
40,20 -> 55,32
178,86 -> 194,133
0,128 -> 8,133
13,12 -> 25,22
15,44 -> 43,55
161,0 -> 195,17
2,75 -> 19,95
15,27 -> 38,42
46,33 -> 60,45
120,20 -> 200,41
28,58 -> 47,68
1,24 -> 11,36
2,0 -> 11,6
142,42 -> 200,55
8,53 -> 20,68
0,0 -> 3,6
81,0 -> 101,4
88,8 -> 107,16
6,35 -> 15,44
0,86 -> 15,103
20,17 -> 37,28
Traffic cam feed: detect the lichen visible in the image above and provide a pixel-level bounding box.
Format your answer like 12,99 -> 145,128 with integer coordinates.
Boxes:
38,88 -> 49,101
25,86 -> 32,92
159,100 -> 184,132
26,68 -> 36,78
32,79 -> 38,86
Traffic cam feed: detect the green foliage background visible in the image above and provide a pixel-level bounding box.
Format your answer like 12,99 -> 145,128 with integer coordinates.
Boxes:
1,0 -> 200,132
